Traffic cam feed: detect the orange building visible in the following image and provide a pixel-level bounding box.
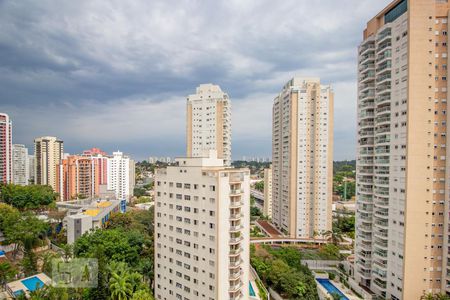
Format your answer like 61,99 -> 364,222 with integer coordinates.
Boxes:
57,152 -> 108,201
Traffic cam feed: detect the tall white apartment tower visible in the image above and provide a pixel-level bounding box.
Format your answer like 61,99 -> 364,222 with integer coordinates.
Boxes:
154,151 -> 250,300
186,84 -> 232,166
272,78 -> 333,239
12,144 -> 29,186
107,151 -> 134,201
354,1 -> 450,299
34,136 -> 63,191
263,165 -> 273,217
0,113 -> 12,184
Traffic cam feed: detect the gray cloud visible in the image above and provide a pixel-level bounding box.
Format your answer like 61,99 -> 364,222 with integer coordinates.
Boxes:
0,0 -> 392,160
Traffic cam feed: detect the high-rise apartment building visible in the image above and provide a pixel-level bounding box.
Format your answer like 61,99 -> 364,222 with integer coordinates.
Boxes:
271,78 -> 333,239
57,154 -> 108,201
34,136 -> 63,191
355,1 -> 450,299
0,113 -> 12,184
154,151 -> 250,300
186,84 -> 232,166
28,154 -> 35,183
12,144 -> 29,186
107,151 -> 134,201
263,165 -> 273,217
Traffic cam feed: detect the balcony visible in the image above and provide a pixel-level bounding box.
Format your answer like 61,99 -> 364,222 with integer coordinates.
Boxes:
229,236 -> 244,245
230,225 -> 243,232
229,270 -> 243,281
229,247 -> 243,257
229,282 -> 243,293
230,213 -> 243,221
230,189 -> 243,195
230,201 -> 243,208
229,259 -> 243,269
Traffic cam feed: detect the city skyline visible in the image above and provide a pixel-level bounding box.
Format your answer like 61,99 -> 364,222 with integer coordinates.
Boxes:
0,0 -> 392,161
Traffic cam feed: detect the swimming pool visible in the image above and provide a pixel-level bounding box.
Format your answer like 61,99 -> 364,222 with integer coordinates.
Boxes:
249,282 -> 256,296
0,250 -> 5,256
21,276 -> 44,292
316,278 -> 349,300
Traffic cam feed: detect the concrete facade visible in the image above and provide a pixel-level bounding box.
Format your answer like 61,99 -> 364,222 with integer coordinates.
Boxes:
0,113 -> 12,184
34,136 -> 63,191
355,1 -> 450,299
272,78 -> 333,239
12,144 -> 29,186
186,84 -> 232,166
154,151 -> 250,300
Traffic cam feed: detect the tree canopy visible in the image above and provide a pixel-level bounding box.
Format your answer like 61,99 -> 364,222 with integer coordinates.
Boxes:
0,184 -> 57,209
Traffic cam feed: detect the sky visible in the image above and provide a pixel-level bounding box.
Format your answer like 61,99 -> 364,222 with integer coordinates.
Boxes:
0,0 -> 393,161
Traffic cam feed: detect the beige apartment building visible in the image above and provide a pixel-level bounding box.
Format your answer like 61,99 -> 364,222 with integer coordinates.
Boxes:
272,78 -> 333,239
355,1 -> 450,299
34,136 -> 63,191
154,151 -> 250,300
263,165 -> 273,217
186,84 -> 232,166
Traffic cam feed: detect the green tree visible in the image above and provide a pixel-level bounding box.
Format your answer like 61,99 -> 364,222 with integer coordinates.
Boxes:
131,289 -> 154,300
0,184 -> 57,209
109,262 -> 133,300
0,261 -> 17,286
3,211 -> 49,258
254,181 -> 264,192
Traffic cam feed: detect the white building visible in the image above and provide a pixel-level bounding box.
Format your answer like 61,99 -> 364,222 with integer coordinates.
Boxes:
34,136 -> 64,191
263,165 -> 272,217
186,84 -> 232,166
107,151 -> 135,201
272,78 -> 333,238
12,144 -> 29,186
154,151 -> 250,300
28,154 -> 35,183
63,199 -> 126,244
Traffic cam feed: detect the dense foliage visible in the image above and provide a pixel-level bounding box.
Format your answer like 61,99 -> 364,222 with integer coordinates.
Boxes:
71,209 -> 155,300
0,184 -> 57,209
254,181 -> 264,192
333,215 -> 355,239
251,245 -> 319,300
333,161 -> 356,200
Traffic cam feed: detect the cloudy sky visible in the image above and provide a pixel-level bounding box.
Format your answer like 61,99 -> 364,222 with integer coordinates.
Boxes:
0,0 -> 392,161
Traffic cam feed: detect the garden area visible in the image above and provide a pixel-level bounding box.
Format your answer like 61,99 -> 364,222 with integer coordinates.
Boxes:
250,244 -> 319,300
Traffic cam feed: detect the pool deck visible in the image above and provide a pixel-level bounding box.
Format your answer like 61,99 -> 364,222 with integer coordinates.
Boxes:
6,273 -> 51,297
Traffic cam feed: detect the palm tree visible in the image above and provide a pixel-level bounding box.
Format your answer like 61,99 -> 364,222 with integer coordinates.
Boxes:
109,271 -> 133,300
108,261 -> 134,300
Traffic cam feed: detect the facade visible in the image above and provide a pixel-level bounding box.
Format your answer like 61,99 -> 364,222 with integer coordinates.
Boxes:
186,84 -> 232,166
107,151 -> 134,201
12,144 -> 29,186
154,151 -> 250,300
34,136 -> 64,191
57,148 -> 109,201
0,113 -> 12,184
354,1 -> 450,299
263,165 -> 273,217
62,199 -> 126,244
271,78 -> 333,238
28,155 -> 35,183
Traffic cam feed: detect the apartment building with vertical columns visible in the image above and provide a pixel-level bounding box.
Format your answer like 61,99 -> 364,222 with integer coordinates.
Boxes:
186,84 -> 231,166
0,113 -> 12,184
271,78 -> 333,239
355,1 -> 450,299
263,165 -> 273,217
154,151 -> 250,300
12,144 -> 29,186
34,136 -> 63,191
